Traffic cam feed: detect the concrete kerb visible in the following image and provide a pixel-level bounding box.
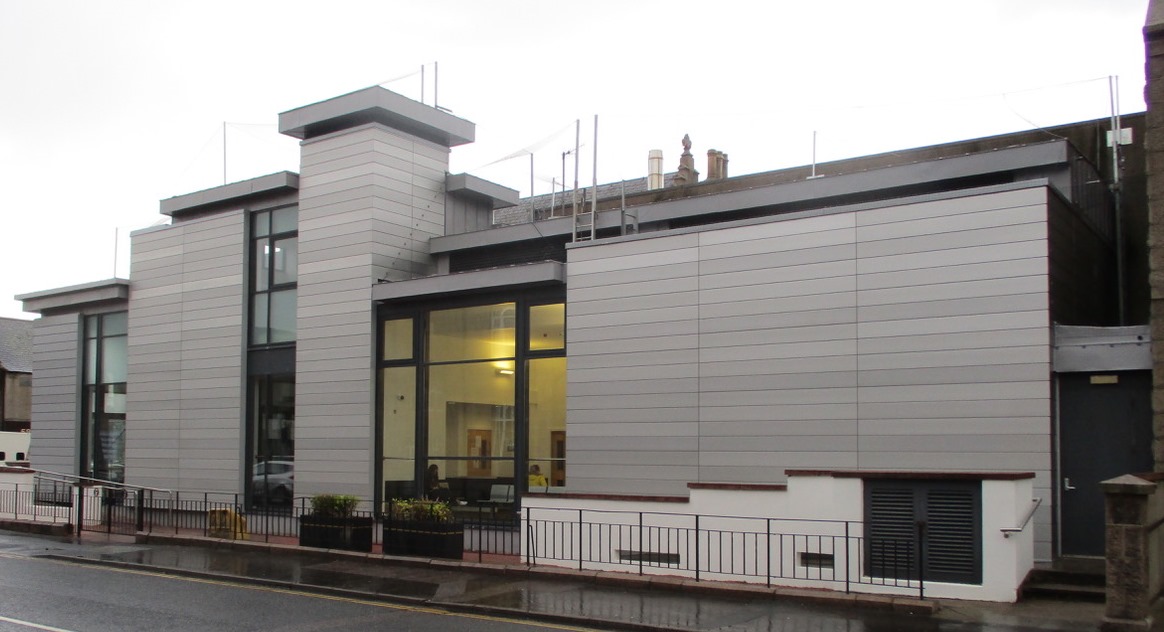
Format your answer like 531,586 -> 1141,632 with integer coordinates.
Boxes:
134,531 -> 941,615
0,519 -> 72,537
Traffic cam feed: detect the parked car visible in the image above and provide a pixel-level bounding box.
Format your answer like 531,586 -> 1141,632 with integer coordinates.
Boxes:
251,460 -> 294,505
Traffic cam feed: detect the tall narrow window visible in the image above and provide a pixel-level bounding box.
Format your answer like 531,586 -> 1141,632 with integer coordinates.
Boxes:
247,205 -> 297,507
82,312 -> 128,483
251,206 -> 298,345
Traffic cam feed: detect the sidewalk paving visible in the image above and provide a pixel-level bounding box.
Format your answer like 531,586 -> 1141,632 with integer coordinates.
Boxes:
0,525 -> 1109,632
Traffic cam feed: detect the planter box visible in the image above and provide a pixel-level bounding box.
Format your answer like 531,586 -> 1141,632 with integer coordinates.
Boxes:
383,520 -> 464,559
299,515 -> 374,552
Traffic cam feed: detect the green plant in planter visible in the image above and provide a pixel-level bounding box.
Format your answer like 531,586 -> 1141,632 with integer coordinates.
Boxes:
384,498 -> 462,559
310,493 -> 360,518
299,493 -> 372,552
388,498 -> 452,523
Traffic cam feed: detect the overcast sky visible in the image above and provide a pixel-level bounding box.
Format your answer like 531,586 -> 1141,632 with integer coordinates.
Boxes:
0,0 -> 1150,319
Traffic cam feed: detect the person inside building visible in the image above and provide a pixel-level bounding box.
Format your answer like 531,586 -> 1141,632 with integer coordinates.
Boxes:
528,464 -> 548,489
424,464 -> 445,500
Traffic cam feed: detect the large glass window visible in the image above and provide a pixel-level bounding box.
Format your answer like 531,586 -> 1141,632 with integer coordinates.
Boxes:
247,205 -> 297,507
82,312 -> 128,483
250,374 -> 295,505
378,298 -> 565,506
251,207 -> 297,345
527,357 -> 566,488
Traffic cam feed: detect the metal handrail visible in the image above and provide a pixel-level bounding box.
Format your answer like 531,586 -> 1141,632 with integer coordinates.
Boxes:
1000,498 -> 1042,538
31,469 -> 173,495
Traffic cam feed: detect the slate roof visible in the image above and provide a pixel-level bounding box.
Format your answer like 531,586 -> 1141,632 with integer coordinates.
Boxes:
0,318 -> 33,373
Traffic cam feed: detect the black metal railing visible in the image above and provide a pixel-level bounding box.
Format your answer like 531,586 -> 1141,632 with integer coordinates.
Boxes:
3,476 -> 523,562
524,507 -> 928,598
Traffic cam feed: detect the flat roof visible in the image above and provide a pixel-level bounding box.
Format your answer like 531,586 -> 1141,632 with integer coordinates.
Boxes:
17,279 -> 129,315
279,86 -> 474,147
160,171 -> 299,217
446,173 -> 519,209
431,140 -> 1070,254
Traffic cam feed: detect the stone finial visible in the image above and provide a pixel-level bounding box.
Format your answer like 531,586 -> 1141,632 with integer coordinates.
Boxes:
675,134 -> 698,186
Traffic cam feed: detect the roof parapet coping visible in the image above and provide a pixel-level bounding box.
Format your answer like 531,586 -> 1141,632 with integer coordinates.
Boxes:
446,173 -> 519,209
372,261 -> 564,302
160,171 -> 299,217
279,85 -> 474,147
429,140 -> 1069,255
17,278 -> 129,315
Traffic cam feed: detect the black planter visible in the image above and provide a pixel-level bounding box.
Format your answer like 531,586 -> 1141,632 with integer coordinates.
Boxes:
299,515 -> 374,552
383,520 -> 464,559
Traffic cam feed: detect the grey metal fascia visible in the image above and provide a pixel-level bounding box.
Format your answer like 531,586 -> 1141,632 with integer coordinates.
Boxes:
17,279 -> 130,315
431,217 -> 574,253
429,141 -> 1070,254
161,171 -> 299,217
279,86 -> 474,147
630,141 -> 1069,227
569,180 -> 1053,250
446,173 -> 519,209
1052,325 -> 1151,372
372,261 -> 564,302
1148,0 -> 1164,36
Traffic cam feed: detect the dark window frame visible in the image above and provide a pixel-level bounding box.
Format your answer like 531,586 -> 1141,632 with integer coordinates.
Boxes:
249,205 -> 298,347
375,288 -> 565,508
81,312 -> 128,483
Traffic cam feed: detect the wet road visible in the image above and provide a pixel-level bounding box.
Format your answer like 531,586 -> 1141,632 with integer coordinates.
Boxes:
0,532 -> 1103,632
0,551 -> 607,632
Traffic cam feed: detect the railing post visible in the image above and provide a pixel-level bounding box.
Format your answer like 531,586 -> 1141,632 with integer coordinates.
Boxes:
578,509 -> 584,571
172,491 -> 178,535
766,518 -> 772,588
12,483 -> 18,519
916,520 -> 926,600
136,489 -> 145,532
525,506 -> 533,566
203,492 -> 208,537
844,521 -> 850,593
694,514 -> 700,582
638,512 -> 644,576
75,482 -> 83,536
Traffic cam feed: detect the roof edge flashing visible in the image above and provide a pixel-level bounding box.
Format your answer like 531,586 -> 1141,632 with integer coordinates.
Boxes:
161,171 -> 299,217
279,86 -> 474,147
17,278 -> 130,315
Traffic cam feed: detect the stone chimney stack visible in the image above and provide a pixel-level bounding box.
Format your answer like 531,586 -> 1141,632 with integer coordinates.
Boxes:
674,134 -> 699,186
706,150 -> 729,180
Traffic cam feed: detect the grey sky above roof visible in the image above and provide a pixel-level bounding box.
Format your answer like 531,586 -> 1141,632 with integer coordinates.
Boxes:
0,318 -> 32,373
0,0 -> 1149,319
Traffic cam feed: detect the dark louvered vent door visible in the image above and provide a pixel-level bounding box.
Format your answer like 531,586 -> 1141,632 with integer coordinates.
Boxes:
923,485 -> 981,584
866,485 -> 916,580
865,480 -> 981,585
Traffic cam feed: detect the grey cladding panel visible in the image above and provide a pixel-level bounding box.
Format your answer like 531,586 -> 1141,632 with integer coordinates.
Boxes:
566,187 -> 1053,513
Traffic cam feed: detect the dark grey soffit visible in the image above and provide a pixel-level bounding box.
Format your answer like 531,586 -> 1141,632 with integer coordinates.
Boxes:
1052,325 -> 1151,372
17,278 -> 130,315
161,171 -> 299,217
446,173 -> 519,209
372,261 -> 565,302
279,85 -> 474,147
430,140 -> 1070,254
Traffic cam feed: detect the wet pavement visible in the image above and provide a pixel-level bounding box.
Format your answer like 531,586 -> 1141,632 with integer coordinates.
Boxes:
0,530 -> 1109,632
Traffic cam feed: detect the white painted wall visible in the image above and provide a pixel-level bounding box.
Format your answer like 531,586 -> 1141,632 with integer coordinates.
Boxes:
0,431 -> 30,462
522,473 -> 1035,602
